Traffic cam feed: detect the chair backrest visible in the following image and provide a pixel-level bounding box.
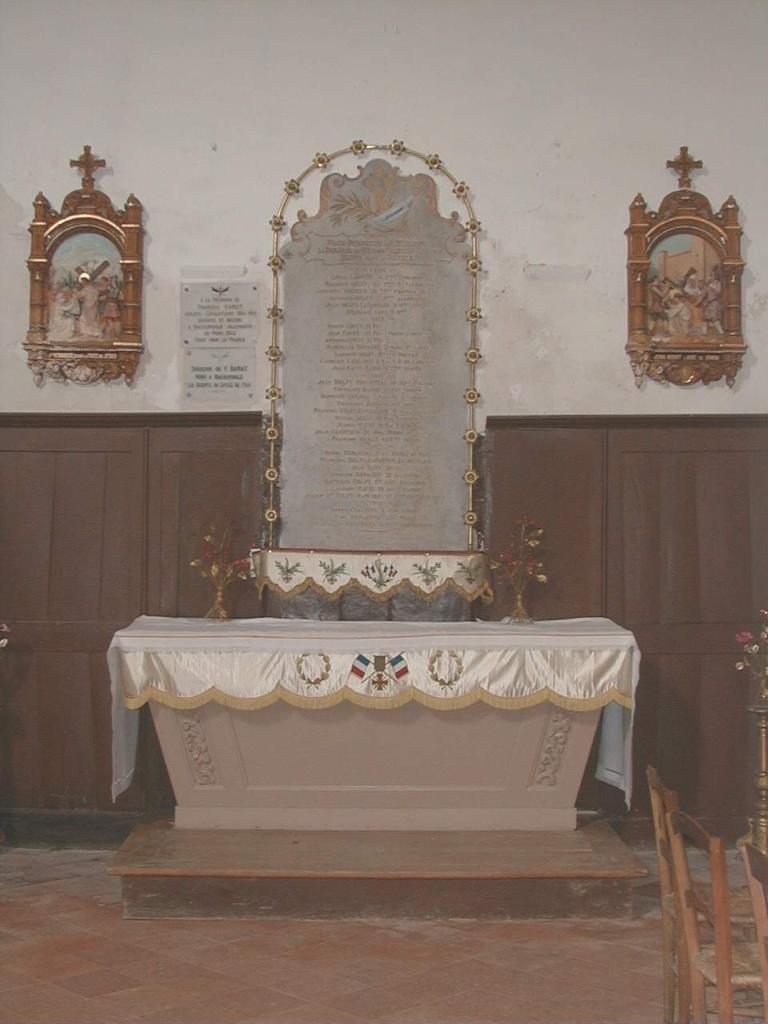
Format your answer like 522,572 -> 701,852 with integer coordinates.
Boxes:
646,765 -> 680,905
740,842 -> 768,1010
667,808 -> 734,1019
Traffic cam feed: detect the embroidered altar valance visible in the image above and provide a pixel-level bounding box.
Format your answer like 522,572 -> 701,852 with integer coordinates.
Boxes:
108,616 -> 637,713
251,548 -> 493,604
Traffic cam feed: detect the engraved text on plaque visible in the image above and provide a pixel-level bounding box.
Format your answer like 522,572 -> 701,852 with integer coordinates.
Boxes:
280,159 -> 469,549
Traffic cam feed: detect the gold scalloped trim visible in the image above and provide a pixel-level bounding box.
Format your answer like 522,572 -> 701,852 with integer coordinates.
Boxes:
124,684 -> 632,713
256,575 -> 494,605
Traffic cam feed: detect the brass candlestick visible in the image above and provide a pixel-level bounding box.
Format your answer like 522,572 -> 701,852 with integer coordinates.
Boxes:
490,518 -> 548,623
736,612 -> 768,853
190,523 -> 250,620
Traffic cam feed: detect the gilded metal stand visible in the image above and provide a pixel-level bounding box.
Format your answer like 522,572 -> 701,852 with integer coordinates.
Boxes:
747,701 -> 768,854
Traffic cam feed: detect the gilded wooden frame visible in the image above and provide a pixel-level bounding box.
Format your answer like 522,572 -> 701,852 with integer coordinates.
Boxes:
263,139 -> 482,549
626,147 -> 745,388
25,146 -> 144,386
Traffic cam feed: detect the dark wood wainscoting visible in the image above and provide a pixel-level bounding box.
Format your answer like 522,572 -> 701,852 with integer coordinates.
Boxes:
0,414 -> 262,833
486,416 -> 768,836
0,413 -> 765,839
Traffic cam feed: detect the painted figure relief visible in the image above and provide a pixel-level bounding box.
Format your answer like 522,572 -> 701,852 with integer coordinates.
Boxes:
47,234 -> 123,344
647,233 -> 722,341
25,146 -> 144,385
626,147 -> 745,387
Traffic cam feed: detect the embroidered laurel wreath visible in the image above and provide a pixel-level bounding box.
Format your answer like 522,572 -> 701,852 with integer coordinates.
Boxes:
295,653 -> 332,688
428,650 -> 464,689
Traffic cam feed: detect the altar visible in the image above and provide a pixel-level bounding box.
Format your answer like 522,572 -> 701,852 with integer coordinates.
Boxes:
105,148 -> 640,838
109,615 -> 638,832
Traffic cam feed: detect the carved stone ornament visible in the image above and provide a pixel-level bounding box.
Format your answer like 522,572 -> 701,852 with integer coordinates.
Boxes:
24,146 -> 144,386
179,710 -> 217,786
532,707 -> 572,787
626,147 -> 746,387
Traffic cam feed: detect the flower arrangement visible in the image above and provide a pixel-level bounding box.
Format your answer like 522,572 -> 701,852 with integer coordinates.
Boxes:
490,518 -> 548,622
736,609 -> 768,701
0,623 -> 9,649
190,523 -> 250,620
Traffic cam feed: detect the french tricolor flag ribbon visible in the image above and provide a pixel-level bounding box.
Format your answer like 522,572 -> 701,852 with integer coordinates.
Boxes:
350,653 -> 371,679
390,654 -> 408,680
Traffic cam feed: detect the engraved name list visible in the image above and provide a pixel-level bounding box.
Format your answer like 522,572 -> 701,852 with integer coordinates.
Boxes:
279,160 -> 469,551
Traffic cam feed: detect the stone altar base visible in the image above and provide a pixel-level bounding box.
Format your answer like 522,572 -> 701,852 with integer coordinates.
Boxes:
110,821 -> 645,920
150,701 -> 603,832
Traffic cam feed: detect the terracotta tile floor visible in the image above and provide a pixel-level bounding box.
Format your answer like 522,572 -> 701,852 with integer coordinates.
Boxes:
0,842 -> 751,1023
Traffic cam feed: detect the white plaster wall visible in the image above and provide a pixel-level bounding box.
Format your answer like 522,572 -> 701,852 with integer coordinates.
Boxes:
1,0 -> 766,416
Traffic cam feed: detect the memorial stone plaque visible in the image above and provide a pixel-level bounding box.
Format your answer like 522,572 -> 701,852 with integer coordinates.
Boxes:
280,159 -> 470,550
181,281 -> 258,401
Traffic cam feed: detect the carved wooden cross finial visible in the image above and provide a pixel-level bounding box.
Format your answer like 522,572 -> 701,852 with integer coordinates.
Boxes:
70,145 -> 106,191
666,146 -> 702,189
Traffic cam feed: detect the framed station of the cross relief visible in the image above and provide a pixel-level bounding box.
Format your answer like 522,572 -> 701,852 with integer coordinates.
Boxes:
626,147 -> 746,387
25,146 -> 144,385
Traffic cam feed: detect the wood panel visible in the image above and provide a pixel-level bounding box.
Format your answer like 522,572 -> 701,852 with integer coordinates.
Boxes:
0,426 -> 146,812
605,424 -> 768,829
484,424 -> 605,620
146,425 -> 262,619
487,417 -> 768,834
0,452 -> 56,621
0,417 -> 263,816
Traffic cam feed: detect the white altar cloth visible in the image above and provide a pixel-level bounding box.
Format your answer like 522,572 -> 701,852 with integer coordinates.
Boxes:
108,616 -> 639,804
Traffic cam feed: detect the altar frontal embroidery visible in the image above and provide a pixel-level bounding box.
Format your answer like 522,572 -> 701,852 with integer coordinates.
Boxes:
251,549 -> 494,606
349,653 -> 409,691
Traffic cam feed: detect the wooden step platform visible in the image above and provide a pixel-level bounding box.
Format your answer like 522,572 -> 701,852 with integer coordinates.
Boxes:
110,821 -> 646,920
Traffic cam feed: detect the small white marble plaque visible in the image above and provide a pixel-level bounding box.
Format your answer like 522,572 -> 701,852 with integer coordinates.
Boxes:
181,281 -> 258,401
183,347 -> 257,400
181,281 -> 258,348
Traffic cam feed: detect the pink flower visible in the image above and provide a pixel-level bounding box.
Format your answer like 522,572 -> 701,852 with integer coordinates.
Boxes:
0,623 -> 10,634
737,631 -> 756,645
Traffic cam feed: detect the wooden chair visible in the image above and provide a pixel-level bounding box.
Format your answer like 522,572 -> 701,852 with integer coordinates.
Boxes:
647,767 -> 756,1022
667,808 -> 762,1023
647,764 -> 690,1023
741,843 -> 768,1019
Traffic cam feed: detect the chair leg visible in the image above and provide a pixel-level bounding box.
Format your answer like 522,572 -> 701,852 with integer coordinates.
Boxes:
675,921 -> 692,1023
689,973 -> 707,1024
661,911 -> 676,1024
715,979 -> 734,1024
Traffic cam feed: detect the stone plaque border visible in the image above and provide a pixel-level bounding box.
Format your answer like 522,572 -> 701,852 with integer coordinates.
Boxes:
262,140 -> 482,551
